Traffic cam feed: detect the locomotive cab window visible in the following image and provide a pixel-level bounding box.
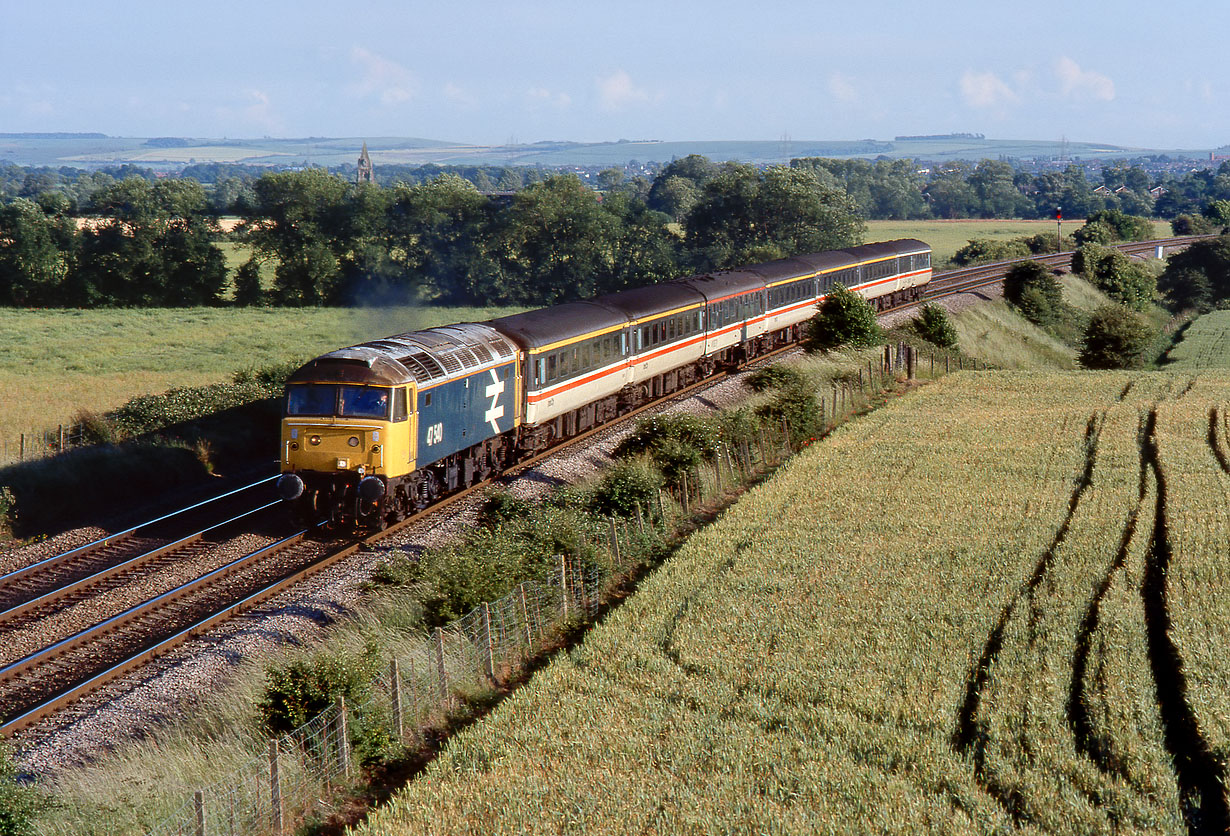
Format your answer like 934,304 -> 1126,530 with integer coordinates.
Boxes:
339,386 -> 391,420
286,384 -> 336,417
392,387 -> 408,422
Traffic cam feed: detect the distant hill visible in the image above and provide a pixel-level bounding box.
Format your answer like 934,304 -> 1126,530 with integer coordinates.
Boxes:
0,132 -> 1218,171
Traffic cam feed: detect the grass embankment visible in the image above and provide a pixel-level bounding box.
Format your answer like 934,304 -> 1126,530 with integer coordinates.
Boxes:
351,369 -> 1230,835
0,305 -> 520,448
864,219 -> 1173,267
1159,310 -> 1230,369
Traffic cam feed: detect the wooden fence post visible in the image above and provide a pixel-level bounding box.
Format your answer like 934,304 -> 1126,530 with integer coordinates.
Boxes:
336,696 -> 351,777
194,790 -> 206,836
390,659 -> 403,740
559,554 -> 570,622
435,628 -> 449,701
608,517 -> 621,565
680,471 -> 690,515
481,602 -> 496,681
269,740 -> 283,836
519,583 -> 534,649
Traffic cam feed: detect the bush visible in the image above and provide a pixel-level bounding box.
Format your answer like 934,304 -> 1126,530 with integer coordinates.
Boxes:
613,413 -> 720,487
409,503 -> 604,626
951,238 -> 1032,266
803,283 -> 884,352
1172,213 -> 1217,236
1070,242 -> 1115,278
744,363 -> 806,393
911,303 -> 958,348
259,641 -> 381,735
0,487 -> 14,539
476,489 -> 533,527
1078,305 -> 1157,369
0,743 -> 47,836
1003,260 -> 1067,328
753,374 -> 822,447
589,458 -> 665,517
1076,209 -> 1154,244
1086,250 -> 1157,311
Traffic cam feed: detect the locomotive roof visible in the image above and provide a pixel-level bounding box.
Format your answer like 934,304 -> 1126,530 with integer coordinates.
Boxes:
487,301 -> 629,350
592,282 -> 705,321
287,322 -> 517,388
672,268 -> 766,302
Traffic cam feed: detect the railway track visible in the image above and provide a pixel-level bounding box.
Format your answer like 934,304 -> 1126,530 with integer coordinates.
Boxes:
922,235 -> 1211,304
0,347 -> 792,737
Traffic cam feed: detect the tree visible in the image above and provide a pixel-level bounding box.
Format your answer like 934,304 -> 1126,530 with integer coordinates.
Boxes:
803,284 -> 884,352
1203,199 -> 1230,227
0,198 -> 76,306
244,169 -> 351,305
1079,305 -> 1156,369
912,303 -> 958,348
387,173 -> 494,304
233,258 -> 265,306
491,174 -> 622,304
925,163 -> 978,219
969,160 -> 1026,218
1157,234 -> 1230,310
684,164 -> 864,271
72,177 -> 226,306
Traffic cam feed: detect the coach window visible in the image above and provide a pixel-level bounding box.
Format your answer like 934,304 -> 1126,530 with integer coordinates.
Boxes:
536,358 -> 546,385
547,354 -> 557,382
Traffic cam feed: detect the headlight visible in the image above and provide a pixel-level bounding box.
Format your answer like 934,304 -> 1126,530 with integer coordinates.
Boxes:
309,435 -> 321,446
371,445 -> 381,453
348,436 -> 360,447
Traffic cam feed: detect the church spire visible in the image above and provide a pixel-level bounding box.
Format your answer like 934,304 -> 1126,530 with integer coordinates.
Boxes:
357,142 -> 374,184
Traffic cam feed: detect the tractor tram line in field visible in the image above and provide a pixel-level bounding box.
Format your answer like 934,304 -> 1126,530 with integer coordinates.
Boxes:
0,341 -> 800,739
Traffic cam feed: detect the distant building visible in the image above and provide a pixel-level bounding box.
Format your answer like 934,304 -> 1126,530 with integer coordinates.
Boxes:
357,142 -> 374,184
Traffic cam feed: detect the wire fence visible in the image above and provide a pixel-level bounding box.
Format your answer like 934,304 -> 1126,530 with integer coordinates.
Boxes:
0,423 -> 91,467
32,340 -> 966,836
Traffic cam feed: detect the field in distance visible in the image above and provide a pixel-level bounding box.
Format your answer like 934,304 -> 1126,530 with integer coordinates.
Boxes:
355,369 -> 1230,835
864,218 -> 1173,266
0,305 -> 520,444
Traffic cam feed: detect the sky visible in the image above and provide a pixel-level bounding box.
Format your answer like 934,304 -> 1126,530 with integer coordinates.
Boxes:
2,0 -> 1226,150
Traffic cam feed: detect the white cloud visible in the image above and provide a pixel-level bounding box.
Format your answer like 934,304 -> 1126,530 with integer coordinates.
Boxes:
228,89 -> 282,134
443,82 -> 476,107
959,70 -> 1018,109
597,70 -> 651,111
527,86 -> 572,108
1054,57 -> 1114,102
827,72 -> 858,104
351,46 -> 417,105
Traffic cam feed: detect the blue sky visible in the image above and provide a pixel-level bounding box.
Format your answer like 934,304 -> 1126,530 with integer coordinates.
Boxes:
2,0 -> 1225,149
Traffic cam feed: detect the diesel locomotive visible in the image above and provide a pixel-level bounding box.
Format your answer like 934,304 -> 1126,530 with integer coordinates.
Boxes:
276,239 -> 931,528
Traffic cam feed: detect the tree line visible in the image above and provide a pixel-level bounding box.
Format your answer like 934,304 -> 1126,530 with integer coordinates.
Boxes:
0,160 -> 864,308
7,154 -> 1230,222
